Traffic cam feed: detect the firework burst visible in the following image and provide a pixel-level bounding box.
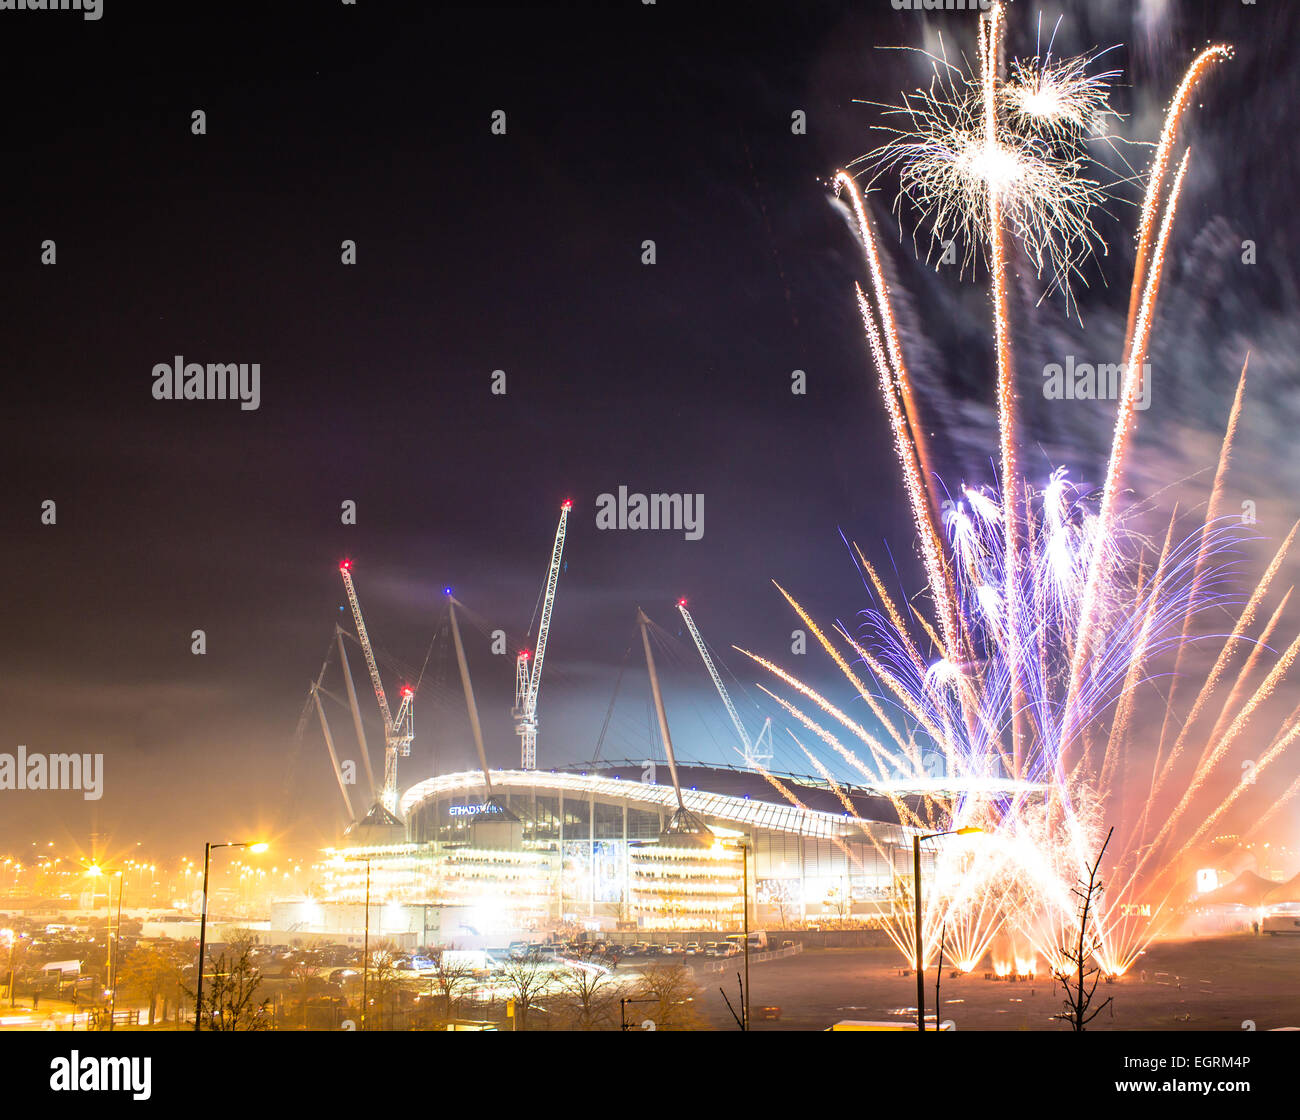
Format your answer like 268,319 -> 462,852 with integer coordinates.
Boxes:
857,18 -> 1119,303
756,4 -> 1281,979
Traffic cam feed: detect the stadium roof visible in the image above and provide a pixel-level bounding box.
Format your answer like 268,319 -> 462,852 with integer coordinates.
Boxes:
400,763 -> 1031,841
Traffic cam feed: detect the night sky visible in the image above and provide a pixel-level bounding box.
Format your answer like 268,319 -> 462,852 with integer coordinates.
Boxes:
3,1 -> 1297,858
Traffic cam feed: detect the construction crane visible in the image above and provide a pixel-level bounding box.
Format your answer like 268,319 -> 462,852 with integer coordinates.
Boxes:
339,559 -> 414,815
513,499 -> 572,770
677,598 -> 773,769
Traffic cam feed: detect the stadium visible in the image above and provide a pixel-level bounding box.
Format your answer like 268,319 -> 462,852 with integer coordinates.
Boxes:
265,762 -> 1030,951
282,530 -> 1026,949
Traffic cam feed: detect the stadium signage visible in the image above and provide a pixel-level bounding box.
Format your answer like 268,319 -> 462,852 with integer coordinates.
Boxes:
450,803 -> 504,817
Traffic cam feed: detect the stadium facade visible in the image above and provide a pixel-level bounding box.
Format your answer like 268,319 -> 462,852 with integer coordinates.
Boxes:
296,763 -> 941,942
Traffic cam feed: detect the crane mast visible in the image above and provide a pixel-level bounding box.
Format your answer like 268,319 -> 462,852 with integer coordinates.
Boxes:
339,560 -> 414,814
447,593 -> 493,798
639,607 -> 711,842
514,499 -> 571,770
678,599 -> 772,769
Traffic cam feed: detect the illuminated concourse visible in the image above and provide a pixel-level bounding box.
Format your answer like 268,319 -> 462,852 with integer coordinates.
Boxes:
277,763 -> 994,945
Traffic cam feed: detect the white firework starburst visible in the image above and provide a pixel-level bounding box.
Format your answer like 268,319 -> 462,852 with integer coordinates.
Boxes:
858,37 -> 1120,303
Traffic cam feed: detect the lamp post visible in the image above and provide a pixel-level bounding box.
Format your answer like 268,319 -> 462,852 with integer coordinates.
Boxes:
345,855 -> 372,1031
2,929 -> 15,1009
913,826 -> 981,1032
194,840 -> 267,1032
741,841 -> 750,1031
85,862 -> 112,1024
108,870 -> 124,1030
721,839 -> 751,1030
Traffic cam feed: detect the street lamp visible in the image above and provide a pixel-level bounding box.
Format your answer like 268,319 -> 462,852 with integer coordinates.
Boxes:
107,870 -> 124,1030
345,855 -> 372,1031
194,840 -> 268,1032
913,826 -> 981,1032
719,839 -> 751,1031
1,929 -> 16,1009
85,862 -> 117,1024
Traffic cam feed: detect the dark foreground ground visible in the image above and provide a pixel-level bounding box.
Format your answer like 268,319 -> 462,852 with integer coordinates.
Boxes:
694,934 -> 1300,1031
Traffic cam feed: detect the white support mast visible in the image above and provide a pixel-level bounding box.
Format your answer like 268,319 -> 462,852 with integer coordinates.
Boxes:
312,684 -> 357,821
677,598 -> 772,769
639,607 -> 711,842
447,593 -> 493,798
339,560 -> 414,815
514,499 -> 571,770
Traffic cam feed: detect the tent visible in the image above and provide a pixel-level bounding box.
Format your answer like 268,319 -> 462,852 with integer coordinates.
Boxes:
1265,872 -> 1300,907
1198,871 -> 1275,908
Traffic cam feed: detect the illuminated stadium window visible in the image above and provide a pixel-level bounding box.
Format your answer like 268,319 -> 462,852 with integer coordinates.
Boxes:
627,807 -> 659,840
531,796 -> 560,841
565,797 -> 590,833
595,800 -> 622,839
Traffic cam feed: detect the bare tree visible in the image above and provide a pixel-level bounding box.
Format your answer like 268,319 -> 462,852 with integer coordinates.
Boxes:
763,879 -> 796,928
290,956 -> 325,1027
634,962 -> 703,1031
367,940 -> 407,1031
185,937 -> 271,1031
428,948 -> 477,1022
498,952 -> 553,1031
117,942 -> 186,1026
823,881 -> 852,923
935,922 -> 946,1027
554,963 -> 623,1030
1053,827 -> 1115,1032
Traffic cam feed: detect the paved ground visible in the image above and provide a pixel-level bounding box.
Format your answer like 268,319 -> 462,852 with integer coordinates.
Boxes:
691,934 -> 1300,1031
6,932 -> 1295,1031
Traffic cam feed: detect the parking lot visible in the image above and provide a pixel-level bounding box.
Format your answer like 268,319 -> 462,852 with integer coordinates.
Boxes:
691,934 -> 1300,1030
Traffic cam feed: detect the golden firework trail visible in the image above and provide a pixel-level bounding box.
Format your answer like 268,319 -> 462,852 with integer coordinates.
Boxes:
1150,360 -> 1249,767
771,579 -> 914,754
980,2 -> 1028,776
745,3 -> 1299,975
1144,521 -> 1298,810
1123,45 -> 1234,354
1062,148 -> 1193,770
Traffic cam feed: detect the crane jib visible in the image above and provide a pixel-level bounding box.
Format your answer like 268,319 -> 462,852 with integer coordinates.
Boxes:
516,503 -> 570,770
